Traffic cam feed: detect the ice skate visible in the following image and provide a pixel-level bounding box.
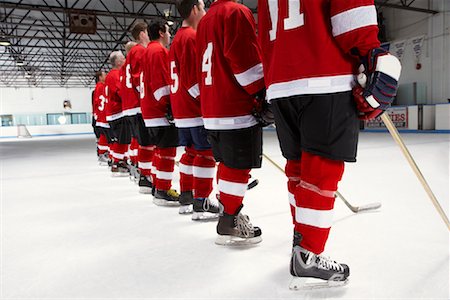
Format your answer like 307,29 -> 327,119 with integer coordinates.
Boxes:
191,198 -> 220,221
127,162 -> 139,183
215,205 -> 262,246
289,245 -> 349,290
98,152 -> 109,166
179,191 -> 193,214
138,174 -> 153,194
111,161 -> 129,177
153,189 -> 180,206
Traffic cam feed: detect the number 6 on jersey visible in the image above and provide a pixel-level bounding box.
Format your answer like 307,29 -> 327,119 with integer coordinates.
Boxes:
202,42 -> 213,86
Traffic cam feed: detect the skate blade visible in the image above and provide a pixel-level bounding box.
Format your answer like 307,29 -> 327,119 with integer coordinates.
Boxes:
215,235 -> 262,246
289,277 -> 349,290
179,205 -> 193,214
139,187 -> 153,194
192,212 -> 219,221
99,162 -> 109,166
111,172 -> 129,177
153,198 -> 180,207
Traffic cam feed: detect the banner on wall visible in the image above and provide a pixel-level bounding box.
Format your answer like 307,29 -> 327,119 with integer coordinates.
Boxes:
365,107 -> 408,129
411,35 -> 426,62
390,40 -> 407,61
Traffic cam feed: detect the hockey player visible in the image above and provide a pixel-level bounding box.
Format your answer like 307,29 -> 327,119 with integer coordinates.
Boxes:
121,41 -> 140,183
169,0 -> 220,219
105,51 -> 129,177
93,71 -> 109,165
257,0 -> 401,288
196,0 -> 265,244
124,22 -> 156,194
141,20 -> 180,206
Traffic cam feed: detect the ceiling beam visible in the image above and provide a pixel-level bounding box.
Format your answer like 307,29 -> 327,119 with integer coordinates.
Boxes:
374,0 -> 439,14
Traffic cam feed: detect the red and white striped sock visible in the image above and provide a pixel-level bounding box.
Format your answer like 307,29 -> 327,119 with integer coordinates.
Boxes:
179,147 -> 195,193
111,143 -> 128,163
193,149 -> 216,199
286,159 -> 301,225
129,137 -> 139,165
97,134 -> 109,155
155,147 -> 176,191
294,152 -> 344,254
217,163 -> 250,215
138,145 -> 155,177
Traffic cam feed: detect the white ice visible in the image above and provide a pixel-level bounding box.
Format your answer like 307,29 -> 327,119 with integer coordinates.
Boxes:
1,131 -> 449,299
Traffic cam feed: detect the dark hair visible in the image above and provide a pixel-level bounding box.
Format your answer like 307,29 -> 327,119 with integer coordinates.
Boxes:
95,71 -> 103,83
148,20 -> 167,41
176,0 -> 199,19
130,21 -> 148,40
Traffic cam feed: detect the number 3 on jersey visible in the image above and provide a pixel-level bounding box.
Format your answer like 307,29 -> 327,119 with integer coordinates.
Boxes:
202,42 -> 213,86
268,0 -> 304,41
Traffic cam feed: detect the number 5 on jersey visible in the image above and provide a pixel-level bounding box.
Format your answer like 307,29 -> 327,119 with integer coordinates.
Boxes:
202,42 -> 213,86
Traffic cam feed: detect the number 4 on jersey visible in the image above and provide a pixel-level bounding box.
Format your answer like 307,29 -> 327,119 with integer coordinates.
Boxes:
202,42 -> 213,86
268,0 -> 304,41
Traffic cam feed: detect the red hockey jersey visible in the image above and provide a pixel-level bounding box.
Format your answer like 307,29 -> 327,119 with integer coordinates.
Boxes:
105,69 -> 123,121
122,44 -> 146,116
169,27 -> 203,128
94,82 -> 109,128
257,0 -> 380,100
196,0 -> 265,130
140,41 -> 171,127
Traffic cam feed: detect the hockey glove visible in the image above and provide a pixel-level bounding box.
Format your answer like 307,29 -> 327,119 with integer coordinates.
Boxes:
252,89 -> 274,127
353,48 -> 402,120
165,103 -> 175,125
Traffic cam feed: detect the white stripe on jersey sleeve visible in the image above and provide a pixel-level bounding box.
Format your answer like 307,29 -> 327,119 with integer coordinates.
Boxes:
234,63 -> 264,87
188,83 -> 200,99
331,5 -> 378,37
153,85 -> 171,101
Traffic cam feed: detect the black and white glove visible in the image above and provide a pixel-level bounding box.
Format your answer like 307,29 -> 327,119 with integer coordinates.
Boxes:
353,48 -> 402,120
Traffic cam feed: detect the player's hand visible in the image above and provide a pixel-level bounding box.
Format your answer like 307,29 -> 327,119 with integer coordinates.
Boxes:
353,48 -> 401,120
252,89 -> 274,127
165,104 -> 175,125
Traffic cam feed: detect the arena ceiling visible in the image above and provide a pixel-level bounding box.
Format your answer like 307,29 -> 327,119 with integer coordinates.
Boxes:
0,0 -> 440,88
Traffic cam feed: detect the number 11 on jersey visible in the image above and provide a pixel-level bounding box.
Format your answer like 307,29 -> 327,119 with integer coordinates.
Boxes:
268,0 -> 304,41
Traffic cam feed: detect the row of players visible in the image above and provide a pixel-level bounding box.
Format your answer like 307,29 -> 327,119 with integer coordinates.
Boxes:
92,0 -> 401,290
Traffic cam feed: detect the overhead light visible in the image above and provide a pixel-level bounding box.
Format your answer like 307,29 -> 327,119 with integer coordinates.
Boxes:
0,37 -> 11,46
16,59 -> 24,66
167,20 -> 174,26
25,73 -> 31,78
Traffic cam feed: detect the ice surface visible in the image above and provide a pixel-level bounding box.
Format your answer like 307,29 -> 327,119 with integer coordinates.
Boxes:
1,131 -> 449,299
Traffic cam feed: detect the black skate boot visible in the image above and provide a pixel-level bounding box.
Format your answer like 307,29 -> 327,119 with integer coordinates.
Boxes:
191,198 -> 220,221
138,174 -> 153,194
289,244 -> 350,290
178,191 -> 194,214
215,205 -> 262,246
153,189 -> 180,206
111,161 -> 129,177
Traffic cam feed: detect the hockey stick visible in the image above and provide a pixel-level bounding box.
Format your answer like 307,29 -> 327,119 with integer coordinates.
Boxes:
262,153 -> 381,213
381,113 -> 450,231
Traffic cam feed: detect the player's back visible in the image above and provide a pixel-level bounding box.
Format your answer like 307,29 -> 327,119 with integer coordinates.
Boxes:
105,69 -> 123,121
258,0 -> 379,100
197,0 -> 263,130
140,41 -> 170,125
122,44 -> 146,116
169,27 -> 202,127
